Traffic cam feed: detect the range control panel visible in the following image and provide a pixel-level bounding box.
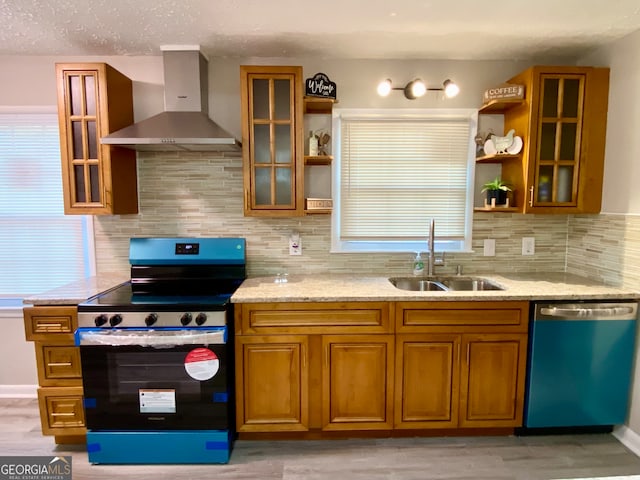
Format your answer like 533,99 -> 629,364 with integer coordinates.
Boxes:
78,311 -> 227,328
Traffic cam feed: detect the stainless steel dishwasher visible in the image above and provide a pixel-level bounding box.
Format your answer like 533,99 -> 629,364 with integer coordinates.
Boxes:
524,301 -> 638,430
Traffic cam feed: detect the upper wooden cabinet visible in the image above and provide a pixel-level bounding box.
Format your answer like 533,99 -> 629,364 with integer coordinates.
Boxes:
240,66 -> 304,217
56,63 -> 138,215
478,66 -> 609,214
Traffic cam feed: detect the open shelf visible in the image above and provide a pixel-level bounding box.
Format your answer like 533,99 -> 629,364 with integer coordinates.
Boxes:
474,206 -> 520,213
304,155 -> 333,165
475,153 -> 520,163
478,98 -> 524,114
305,208 -> 332,215
304,96 -> 338,114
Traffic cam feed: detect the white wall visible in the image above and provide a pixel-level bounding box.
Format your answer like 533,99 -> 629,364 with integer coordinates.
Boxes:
0,308 -> 37,393
579,29 -> 640,214
0,54 -> 531,137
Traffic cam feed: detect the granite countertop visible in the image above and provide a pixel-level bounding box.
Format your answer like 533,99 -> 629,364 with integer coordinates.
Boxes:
21,271 -> 640,306
23,273 -> 129,306
231,272 -> 640,303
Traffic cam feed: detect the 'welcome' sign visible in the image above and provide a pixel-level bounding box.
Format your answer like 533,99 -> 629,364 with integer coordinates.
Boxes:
305,73 -> 337,99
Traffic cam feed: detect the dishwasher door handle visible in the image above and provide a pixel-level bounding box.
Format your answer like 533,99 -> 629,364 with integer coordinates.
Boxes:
539,305 -> 637,320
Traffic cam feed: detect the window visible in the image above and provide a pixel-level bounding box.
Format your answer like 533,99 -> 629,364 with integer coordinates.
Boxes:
0,108 -> 95,299
331,109 -> 476,253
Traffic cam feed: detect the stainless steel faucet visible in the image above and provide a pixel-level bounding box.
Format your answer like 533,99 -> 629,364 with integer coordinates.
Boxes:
427,219 -> 436,276
427,218 -> 444,276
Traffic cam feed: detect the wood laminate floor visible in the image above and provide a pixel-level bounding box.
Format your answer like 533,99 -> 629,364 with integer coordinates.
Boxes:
2,398 -> 640,480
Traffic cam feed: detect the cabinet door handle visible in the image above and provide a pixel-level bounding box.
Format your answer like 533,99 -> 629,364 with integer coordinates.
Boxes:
48,362 -> 73,367
529,186 -> 535,206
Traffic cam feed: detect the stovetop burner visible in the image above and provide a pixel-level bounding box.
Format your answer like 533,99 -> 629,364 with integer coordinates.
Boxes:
77,237 -> 246,329
80,282 -> 232,311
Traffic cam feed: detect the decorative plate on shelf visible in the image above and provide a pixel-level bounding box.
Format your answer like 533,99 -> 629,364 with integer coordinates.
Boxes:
506,136 -> 523,154
483,134 -> 523,156
484,139 -> 497,156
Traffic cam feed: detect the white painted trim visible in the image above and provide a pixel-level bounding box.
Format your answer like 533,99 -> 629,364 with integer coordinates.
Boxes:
0,385 -> 37,398
613,424 -> 640,458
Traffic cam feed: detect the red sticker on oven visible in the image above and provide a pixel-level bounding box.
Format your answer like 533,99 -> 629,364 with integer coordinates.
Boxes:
184,348 -> 219,381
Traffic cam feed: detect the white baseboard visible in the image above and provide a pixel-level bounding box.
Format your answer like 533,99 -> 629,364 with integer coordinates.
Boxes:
614,424 -> 640,458
0,385 -> 37,398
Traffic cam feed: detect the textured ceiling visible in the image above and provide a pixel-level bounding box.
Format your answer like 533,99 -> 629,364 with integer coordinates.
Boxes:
1,0 -> 640,60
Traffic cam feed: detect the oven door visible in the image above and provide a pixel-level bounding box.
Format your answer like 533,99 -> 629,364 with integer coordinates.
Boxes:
76,327 -> 232,431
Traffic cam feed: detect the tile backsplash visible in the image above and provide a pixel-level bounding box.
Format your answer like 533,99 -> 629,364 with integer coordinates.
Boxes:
567,214 -> 640,289
93,152 -> 638,286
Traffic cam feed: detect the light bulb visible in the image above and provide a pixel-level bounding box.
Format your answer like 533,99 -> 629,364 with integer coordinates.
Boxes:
377,79 -> 392,97
443,79 -> 460,98
410,79 -> 426,98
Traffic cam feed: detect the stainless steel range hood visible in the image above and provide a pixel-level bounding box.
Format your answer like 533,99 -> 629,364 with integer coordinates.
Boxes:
101,48 -> 241,152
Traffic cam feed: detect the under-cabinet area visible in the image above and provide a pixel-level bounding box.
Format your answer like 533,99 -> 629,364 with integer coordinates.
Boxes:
234,300 -> 528,437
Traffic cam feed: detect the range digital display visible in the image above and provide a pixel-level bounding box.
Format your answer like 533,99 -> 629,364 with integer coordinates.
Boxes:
175,243 -> 199,255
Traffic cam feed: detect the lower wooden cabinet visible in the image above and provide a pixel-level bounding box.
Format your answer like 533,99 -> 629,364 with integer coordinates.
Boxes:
235,300 -> 530,436
322,335 -> 394,431
37,386 -> 86,435
460,334 -> 527,427
236,336 -> 309,432
394,334 -> 460,428
395,301 -> 528,430
34,343 -> 82,385
235,303 -> 394,434
24,305 -> 86,443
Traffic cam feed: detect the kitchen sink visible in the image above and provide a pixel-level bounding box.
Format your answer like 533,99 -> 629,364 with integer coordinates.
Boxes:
438,277 -> 504,291
388,278 -> 447,291
389,276 -> 504,291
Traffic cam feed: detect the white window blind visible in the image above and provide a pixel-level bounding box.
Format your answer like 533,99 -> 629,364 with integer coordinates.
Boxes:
0,111 -> 94,297
333,110 -> 476,253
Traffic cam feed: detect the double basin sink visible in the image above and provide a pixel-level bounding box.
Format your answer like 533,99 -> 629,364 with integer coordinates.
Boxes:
389,276 -> 504,292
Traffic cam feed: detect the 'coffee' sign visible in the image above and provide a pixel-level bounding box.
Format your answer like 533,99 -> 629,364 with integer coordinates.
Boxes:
483,83 -> 525,103
305,73 -> 337,99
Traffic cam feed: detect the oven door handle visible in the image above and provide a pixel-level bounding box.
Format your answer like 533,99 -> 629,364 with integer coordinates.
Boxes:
75,327 -> 226,347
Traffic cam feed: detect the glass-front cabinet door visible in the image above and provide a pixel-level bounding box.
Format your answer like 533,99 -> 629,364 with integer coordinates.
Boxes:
532,74 -> 585,207
56,63 -> 137,215
241,66 -> 303,216
61,69 -> 103,207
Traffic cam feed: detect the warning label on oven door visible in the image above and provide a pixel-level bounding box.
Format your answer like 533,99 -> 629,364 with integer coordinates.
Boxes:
184,347 -> 220,381
139,389 -> 176,414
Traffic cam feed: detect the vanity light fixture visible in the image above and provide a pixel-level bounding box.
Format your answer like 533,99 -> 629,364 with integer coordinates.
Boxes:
377,78 -> 460,99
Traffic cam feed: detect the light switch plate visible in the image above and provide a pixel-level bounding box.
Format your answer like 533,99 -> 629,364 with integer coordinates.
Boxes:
522,237 -> 535,255
483,239 -> 496,257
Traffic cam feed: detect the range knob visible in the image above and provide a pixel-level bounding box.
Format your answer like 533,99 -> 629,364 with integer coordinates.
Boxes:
195,313 -> 207,326
94,314 -> 108,327
145,313 -> 158,326
109,314 -> 123,327
180,312 -> 193,326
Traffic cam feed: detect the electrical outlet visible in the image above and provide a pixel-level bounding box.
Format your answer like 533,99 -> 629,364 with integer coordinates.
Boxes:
483,239 -> 496,257
289,234 -> 302,255
522,237 -> 535,255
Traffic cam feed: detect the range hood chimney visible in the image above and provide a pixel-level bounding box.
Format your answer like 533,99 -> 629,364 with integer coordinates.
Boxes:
101,47 -> 241,152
